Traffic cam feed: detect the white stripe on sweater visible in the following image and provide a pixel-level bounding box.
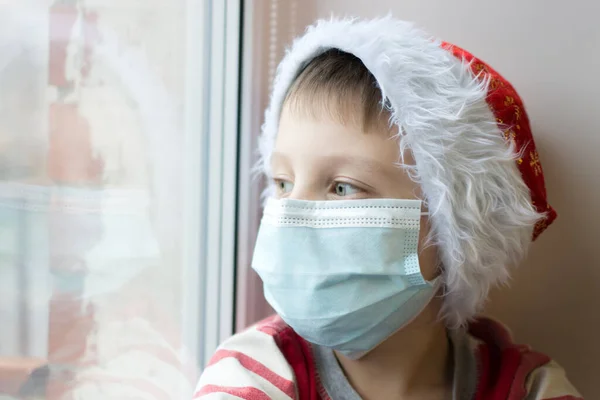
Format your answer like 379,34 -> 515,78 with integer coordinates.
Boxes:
198,357 -> 293,399
216,327 -> 295,380
195,327 -> 297,399
524,360 -> 582,399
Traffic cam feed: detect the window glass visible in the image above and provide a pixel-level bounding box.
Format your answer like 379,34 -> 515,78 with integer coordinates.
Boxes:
0,2 -> 239,398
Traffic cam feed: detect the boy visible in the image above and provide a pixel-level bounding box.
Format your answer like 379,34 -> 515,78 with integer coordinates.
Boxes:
195,17 -> 582,400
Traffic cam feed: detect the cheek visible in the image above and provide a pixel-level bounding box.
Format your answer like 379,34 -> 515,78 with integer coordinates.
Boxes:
417,218 -> 441,281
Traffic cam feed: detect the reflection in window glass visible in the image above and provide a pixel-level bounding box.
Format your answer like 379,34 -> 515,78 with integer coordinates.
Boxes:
0,2 -> 231,398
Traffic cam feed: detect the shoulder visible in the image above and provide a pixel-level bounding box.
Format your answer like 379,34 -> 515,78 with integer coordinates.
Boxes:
468,317 -> 582,400
194,315 -> 314,400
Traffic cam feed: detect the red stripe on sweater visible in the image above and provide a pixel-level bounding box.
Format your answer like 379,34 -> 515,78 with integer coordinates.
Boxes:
256,315 -> 321,399
194,384 -> 271,400
506,349 -> 551,399
474,342 -> 524,400
272,324 -> 320,400
493,347 -> 524,400
257,314 -> 289,336
208,349 -> 296,398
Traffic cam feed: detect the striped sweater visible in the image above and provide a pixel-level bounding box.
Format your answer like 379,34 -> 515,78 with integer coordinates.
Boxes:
194,315 -> 582,400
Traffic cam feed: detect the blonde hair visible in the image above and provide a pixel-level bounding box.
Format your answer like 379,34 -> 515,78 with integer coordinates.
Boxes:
282,49 -> 391,133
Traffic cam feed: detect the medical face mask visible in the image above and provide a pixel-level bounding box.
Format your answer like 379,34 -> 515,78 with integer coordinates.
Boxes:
251,197 -> 440,359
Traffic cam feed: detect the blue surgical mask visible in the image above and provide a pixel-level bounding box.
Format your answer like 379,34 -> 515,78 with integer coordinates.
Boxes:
251,197 -> 440,359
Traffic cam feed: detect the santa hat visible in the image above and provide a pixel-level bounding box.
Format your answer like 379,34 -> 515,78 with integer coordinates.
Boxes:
258,16 -> 557,327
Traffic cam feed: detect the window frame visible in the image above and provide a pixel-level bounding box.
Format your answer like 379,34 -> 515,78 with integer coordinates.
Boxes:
181,0 -> 243,369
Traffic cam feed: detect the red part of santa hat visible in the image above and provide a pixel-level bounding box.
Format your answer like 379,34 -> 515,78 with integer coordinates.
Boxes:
443,42 -> 557,240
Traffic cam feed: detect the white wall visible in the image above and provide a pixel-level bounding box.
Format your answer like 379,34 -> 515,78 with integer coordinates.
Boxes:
309,1 -> 599,397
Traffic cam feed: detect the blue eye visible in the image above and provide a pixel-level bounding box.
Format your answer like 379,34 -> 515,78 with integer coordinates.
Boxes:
277,180 -> 294,194
334,182 -> 359,197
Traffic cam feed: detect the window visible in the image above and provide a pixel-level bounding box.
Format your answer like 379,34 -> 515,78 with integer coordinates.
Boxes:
0,1 -> 240,398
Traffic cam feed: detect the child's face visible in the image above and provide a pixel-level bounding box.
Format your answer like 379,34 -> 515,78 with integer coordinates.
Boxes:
272,104 -> 440,281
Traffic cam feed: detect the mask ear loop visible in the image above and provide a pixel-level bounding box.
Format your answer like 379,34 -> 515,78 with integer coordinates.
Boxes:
417,209 -> 440,286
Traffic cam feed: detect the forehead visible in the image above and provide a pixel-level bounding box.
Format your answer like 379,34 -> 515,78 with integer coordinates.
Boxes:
275,104 -> 415,167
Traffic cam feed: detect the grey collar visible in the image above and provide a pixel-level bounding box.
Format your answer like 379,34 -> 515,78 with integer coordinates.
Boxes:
311,329 -> 478,400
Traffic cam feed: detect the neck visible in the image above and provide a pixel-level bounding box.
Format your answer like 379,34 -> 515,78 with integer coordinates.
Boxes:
334,298 -> 452,400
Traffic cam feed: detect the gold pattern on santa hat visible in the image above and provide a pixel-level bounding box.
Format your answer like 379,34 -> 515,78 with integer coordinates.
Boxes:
498,120 -> 523,165
513,105 -> 522,121
503,129 -> 516,142
530,150 -> 542,176
503,130 -> 522,164
473,62 -> 488,74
